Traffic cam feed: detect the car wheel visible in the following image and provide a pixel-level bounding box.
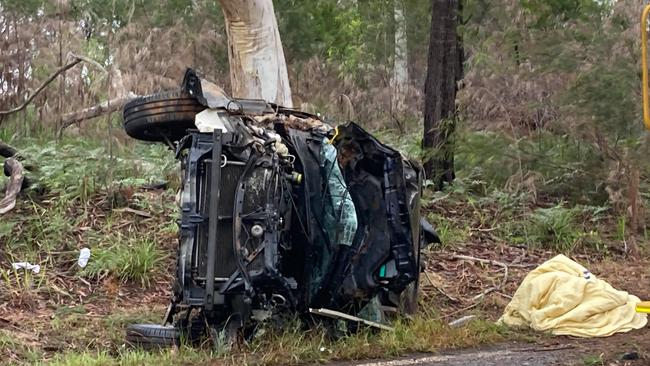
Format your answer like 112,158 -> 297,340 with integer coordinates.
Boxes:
126,324 -> 180,349
123,90 -> 205,142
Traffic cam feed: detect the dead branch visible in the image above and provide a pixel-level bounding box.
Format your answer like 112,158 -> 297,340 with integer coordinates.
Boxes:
452,254 -> 534,268
0,56 -> 82,119
453,254 -> 510,301
438,300 -> 482,320
58,93 -> 135,131
69,52 -> 107,74
424,271 -> 459,303
0,158 -> 24,214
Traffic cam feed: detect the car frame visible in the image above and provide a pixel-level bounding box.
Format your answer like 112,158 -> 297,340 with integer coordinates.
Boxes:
123,69 -> 439,347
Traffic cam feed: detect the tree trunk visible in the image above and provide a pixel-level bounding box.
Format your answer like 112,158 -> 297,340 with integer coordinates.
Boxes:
392,0 -> 409,113
218,0 -> 293,107
423,0 -> 460,190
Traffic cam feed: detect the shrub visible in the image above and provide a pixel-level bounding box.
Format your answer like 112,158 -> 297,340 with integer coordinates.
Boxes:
526,204 -> 583,252
81,238 -> 166,287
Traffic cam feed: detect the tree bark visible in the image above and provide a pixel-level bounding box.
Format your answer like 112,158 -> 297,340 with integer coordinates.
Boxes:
59,93 -> 135,130
218,0 -> 293,107
423,0 -> 460,190
392,0 -> 409,113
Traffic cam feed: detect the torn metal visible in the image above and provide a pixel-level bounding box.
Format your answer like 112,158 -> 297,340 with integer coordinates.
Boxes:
123,68 -> 441,346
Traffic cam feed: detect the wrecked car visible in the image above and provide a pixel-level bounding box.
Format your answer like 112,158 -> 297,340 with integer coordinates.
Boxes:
122,69 -> 439,347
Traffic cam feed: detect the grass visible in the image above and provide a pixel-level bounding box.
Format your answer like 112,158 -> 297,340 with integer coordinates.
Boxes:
2,125 -> 646,365
34,314 -> 509,366
582,354 -> 604,366
525,204 -> 583,252
80,238 -> 167,286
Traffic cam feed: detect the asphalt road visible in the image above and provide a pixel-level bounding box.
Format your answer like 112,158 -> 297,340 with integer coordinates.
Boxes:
332,346 -> 577,366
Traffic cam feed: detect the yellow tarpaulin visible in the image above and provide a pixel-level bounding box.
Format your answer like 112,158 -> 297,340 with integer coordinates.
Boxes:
499,254 -> 647,337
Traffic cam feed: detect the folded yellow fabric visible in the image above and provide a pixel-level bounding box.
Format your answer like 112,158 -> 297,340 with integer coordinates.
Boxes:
499,254 -> 647,337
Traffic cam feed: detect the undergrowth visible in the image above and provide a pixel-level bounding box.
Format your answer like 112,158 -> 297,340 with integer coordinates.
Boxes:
80,238 -> 167,286
0,135 -> 179,309
39,314 -> 508,366
1,125 -> 646,365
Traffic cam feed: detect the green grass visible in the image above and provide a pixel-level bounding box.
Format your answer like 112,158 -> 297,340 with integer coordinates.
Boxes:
526,204 -> 583,252
0,124 -> 640,365
80,238 -> 167,286
581,354 -> 604,366
38,315 -> 509,366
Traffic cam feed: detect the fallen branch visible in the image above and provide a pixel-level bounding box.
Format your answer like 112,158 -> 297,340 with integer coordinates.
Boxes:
438,300 -> 482,320
452,254 -> 534,269
58,93 -> 136,131
0,56 -> 82,118
453,254 -> 509,301
0,158 -> 24,214
424,271 -> 459,303
471,287 -> 499,301
114,207 -> 153,218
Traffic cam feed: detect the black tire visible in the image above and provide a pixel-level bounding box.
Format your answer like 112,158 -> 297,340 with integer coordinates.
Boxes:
126,324 -> 180,349
123,90 -> 205,142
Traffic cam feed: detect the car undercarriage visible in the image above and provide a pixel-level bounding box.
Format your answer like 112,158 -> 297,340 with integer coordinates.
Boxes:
122,69 -> 439,347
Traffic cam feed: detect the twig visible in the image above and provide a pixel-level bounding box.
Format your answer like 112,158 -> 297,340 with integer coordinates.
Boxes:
114,207 -> 153,218
68,52 -> 107,74
0,55 -> 82,118
453,254 -> 509,301
452,254 -> 534,268
471,287 -> 498,301
438,300 -> 482,320
470,226 -> 500,232
424,271 -> 459,302
496,291 -> 513,300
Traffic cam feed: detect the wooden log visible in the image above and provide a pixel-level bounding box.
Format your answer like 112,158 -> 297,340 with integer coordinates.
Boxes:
58,94 -> 135,130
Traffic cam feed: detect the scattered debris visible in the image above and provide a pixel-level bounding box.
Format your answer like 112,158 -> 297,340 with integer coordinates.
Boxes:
78,248 -> 91,268
12,262 -> 40,274
448,315 -> 477,328
309,308 -> 394,331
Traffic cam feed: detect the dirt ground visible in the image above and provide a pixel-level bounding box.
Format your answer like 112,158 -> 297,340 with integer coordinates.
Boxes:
2,190 -> 650,364
416,242 -> 650,366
